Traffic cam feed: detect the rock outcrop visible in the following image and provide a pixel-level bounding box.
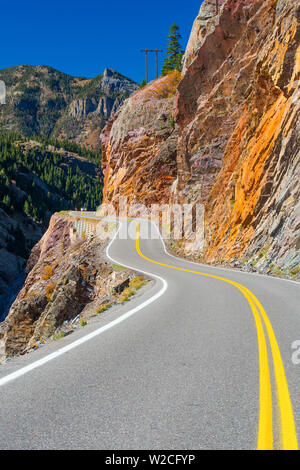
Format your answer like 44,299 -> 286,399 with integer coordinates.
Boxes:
182,0 -> 228,74
0,214 -> 137,359
101,72 -> 180,206
102,0 -> 300,280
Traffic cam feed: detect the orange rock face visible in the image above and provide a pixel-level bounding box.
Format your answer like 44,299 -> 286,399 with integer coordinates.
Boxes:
175,0 -> 300,276
101,0 -> 300,278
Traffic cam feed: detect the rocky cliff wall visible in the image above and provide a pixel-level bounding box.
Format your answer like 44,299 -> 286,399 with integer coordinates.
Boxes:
101,0 -> 300,280
175,0 -> 300,277
100,73 -> 181,206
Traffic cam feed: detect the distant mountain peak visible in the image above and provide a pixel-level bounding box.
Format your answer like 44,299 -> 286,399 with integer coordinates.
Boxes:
103,67 -> 115,77
0,64 -> 138,149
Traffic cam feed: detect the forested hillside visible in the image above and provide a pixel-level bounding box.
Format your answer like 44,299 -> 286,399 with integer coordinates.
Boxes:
0,132 -> 103,317
0,133 -> 102,223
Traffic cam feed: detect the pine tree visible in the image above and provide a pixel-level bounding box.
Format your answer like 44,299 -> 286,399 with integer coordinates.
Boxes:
161,23 -> 184,76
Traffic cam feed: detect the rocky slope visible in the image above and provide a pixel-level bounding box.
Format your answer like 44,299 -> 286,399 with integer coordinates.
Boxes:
101,72 -> 180,206
0,214 -> 145,359
0,66 -> 138,149
0,136 -> 103,319
102,0 -> 300,280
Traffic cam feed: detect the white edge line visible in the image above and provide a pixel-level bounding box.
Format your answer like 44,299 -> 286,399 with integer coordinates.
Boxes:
3,215 -> 296,387
0,222 -> 168,388
147,220 -> 300,288
70,214 -> 299,286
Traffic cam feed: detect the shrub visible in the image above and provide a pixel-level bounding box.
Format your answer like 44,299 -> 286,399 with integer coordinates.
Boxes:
112,264 -> 127,272
290,266 -> 300,277
120,288 -> 135,303
272,265 -> 282,276
53,331 -> 67,341
142,71 -> 181,101
96,303 -> 112,314
129,276 -> 146,290
169,113 -> 175,129
80,318 -> 87,327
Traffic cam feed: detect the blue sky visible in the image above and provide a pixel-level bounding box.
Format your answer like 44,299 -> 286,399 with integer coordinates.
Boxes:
1,0 -> 202,83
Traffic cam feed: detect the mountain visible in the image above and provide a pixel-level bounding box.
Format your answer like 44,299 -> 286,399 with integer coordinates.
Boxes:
0,64 -> 137,316
0,65 -> 138,149
2,0 -> 299,358
101,0 -> 300,280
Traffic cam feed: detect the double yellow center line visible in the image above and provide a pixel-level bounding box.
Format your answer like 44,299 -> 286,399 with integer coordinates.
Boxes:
135,223 -> 298,450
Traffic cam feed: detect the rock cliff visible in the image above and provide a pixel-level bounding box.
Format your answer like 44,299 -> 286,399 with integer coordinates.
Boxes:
102,0 -> 300,280
175,0 -> 300,277
101,72 -> 180,206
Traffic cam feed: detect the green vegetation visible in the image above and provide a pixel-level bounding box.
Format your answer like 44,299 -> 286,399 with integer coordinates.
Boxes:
53,331 -> 68,341
96,303 -> 112,314
129,276 -> 147,290
271,265 -> 283,276
0,65 -> 137,140
112,264 -> 127,272
119,287 -> 135,303
80,318 -> 87,327
0,65 -> 85,137
289,265 -> 300,278
0,132 -> 102,225
32,135 -> 102,166
162,23 -> 184,76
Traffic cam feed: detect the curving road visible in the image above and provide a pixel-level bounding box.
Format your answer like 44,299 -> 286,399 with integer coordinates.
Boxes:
0,217 -> 299,450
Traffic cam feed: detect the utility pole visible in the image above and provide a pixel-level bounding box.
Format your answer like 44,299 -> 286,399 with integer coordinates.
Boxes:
141,49 -> 163,83
141,49 -> 149,83
155,49 -> 163,80
216,0 -> 219,14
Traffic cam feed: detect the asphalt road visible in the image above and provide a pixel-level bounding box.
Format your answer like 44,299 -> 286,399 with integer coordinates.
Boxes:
0,217 -> 299,450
